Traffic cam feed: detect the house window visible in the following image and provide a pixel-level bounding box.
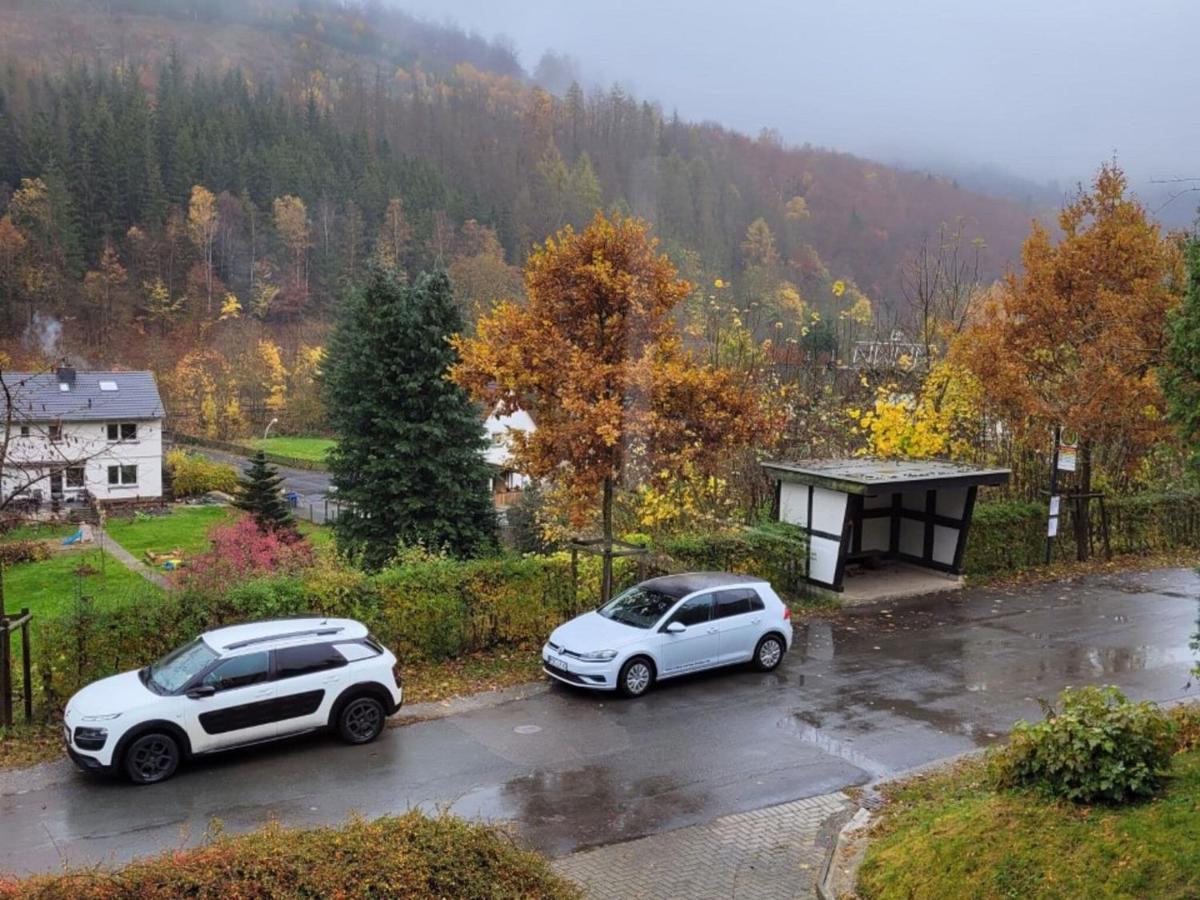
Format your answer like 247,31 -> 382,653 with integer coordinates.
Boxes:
107,422 -> 138,442
107,465 -> 137,486
19,425 -> 30,437
65,467 -> 85,488
48,423 -> 62,442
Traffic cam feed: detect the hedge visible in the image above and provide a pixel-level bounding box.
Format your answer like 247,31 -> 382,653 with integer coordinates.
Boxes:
653,522 -> 809,598
34,550 -> 634,704
963,492 -> 1200,577
0,811 -> 578,899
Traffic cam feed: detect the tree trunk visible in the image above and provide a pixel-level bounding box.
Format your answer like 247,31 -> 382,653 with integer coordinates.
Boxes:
1073,440 -> 1092,562
601,475 -> 614,603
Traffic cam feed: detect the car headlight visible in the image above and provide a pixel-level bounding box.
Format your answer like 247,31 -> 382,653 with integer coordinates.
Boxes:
81,712 -> 122,722
580,649 -> 618,661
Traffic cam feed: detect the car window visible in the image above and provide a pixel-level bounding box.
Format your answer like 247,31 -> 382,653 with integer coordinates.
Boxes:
714,588 -> 757,619
670,594 -> 713,627
276,643 -> 348,679
748,591 -> 765,612
148,638 -> 218,693
598,586 -> 679,629
202,652 -> 270,691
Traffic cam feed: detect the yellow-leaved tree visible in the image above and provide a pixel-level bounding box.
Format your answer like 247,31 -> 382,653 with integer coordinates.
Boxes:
951,163 -> 1184,559
853,362 -> 983,460
453,213 -> 782,599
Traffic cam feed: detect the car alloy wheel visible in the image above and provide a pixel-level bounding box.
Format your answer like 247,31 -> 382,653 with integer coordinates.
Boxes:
754,635 -> 784,672
619,658 -> 653,698
124,733 -> 179,785
339,696 -> 385,744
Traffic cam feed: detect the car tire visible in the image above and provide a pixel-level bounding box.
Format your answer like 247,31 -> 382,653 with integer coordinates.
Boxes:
753,634 -> 786,672
337,695 -> 386,744
617,656 -> 655,699
123,732 -> 181,785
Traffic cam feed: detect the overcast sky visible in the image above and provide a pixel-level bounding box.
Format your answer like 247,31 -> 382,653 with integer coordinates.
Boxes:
399,0 -> 1198,197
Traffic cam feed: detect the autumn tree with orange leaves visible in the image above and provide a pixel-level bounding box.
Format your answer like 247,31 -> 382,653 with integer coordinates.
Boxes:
453,213 -> 782,600
952,164 -> 1184,560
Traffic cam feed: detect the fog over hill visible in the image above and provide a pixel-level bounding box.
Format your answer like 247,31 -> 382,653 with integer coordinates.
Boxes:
404,0 -> 1200,226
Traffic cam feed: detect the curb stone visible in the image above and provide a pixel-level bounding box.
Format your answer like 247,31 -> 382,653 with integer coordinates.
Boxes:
816,807 -> 870,900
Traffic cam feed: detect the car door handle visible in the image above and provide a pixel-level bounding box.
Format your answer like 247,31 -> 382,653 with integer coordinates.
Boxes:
252,689 -> 272,698
707,627 -> 718,634
751,617 -> 762,624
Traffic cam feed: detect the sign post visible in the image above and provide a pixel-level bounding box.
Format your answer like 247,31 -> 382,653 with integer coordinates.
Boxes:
1045,425 -> 1062,564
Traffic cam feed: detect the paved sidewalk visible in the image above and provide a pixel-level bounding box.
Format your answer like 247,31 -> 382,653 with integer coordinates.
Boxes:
553,792 -> 856,899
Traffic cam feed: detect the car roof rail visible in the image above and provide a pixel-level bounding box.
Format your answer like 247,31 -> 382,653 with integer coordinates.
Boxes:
222,626 -> 344,651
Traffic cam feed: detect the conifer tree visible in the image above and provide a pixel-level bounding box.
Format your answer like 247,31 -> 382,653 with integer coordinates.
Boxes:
324,267 -> 496,569
234,451 -> 296,534
1163,238 -> 1200,471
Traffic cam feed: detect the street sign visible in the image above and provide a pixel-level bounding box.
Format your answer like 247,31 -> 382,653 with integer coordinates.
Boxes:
1057,442 -> 1077,471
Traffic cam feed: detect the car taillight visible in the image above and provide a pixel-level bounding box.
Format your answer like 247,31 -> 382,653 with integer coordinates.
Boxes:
783,606 -> 791,620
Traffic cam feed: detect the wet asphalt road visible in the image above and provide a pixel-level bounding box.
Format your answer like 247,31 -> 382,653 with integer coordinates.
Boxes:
2,567 -> 1197,874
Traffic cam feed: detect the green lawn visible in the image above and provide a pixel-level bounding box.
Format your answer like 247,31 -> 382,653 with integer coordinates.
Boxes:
1,548 -> 163,620
858,750 -> 1200,899
104,505 -> 236,558
252,435 -> 336,464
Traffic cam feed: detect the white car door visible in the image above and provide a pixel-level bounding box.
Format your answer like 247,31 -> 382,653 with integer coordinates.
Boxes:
183,650 -> 277,754
271,643 -> 350,735
711,588 -> 763,664
658,593 -> 719,675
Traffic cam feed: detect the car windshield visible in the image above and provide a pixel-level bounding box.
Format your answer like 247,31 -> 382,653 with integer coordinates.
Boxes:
598,586 -> 679,629
147,638 -> 218,693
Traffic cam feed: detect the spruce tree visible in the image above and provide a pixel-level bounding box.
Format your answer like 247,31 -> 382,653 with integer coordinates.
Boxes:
324,267 -> 496,569
234,451 -> 296,534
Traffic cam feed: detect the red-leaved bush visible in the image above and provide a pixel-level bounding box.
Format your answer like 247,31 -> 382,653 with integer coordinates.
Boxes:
180,516 -> 314,592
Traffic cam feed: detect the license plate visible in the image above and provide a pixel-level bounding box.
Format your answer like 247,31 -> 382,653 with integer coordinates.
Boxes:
546,656 -> 568,673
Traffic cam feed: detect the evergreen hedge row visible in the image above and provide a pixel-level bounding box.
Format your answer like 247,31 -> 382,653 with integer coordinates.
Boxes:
963,492 -> 1200,577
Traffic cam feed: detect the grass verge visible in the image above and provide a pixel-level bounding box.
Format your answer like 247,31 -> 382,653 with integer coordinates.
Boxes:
253,435 -> 336,464
0,723 -> 62,771
858,748 -> 1200,899
0,810 -> 579,898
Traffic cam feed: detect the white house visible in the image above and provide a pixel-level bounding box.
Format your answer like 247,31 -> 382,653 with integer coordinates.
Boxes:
1,368 -> 165,506
483,408 -> 534,504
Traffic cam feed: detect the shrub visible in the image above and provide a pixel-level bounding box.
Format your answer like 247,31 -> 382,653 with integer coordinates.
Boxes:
0,539 -> 50,566
180,517 -> 314,593
988,685 -> 1177,804
656,522 -> 808,599
166,449 -> 239,498
0,810 -> 579,899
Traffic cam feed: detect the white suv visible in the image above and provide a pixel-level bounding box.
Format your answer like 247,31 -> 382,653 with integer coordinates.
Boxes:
543,573 -> 793,698
63,617 -> 403,784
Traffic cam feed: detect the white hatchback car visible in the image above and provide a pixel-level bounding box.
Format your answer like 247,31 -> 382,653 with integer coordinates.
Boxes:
543,573 -> 793,698
63,617 -> 403,784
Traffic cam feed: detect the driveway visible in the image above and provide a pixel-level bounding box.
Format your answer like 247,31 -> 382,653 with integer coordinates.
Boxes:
2,567 -> 1196,875
187,446 -> 339,524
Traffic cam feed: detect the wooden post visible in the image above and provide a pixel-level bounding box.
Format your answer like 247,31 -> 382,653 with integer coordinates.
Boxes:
0,616 -> 11,728
20,609 -> 31,724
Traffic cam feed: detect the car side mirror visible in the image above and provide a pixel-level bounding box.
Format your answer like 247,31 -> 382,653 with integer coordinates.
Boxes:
186,684 -> 216,700
665,621 -> 686,635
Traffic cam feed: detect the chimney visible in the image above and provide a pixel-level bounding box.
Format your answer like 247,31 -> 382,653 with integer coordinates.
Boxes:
57,367 -> 76,387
